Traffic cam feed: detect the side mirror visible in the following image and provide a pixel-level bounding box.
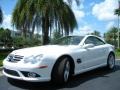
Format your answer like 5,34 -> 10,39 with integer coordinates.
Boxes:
83,44 -> 94,49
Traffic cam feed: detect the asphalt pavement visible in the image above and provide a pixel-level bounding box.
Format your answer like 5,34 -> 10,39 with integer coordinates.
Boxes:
0,61 -> 120,90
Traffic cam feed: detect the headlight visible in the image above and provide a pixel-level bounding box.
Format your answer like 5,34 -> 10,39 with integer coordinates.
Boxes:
24,54 -> 43,64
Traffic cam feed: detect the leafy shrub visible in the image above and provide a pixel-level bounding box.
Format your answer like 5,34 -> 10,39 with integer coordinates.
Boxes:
116,48 -> 120,52
13,36 -> 42,48
51,31 -> 62,43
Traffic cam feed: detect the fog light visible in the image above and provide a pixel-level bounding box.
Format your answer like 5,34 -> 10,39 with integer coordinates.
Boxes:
21,71 -> 41,77
28,72 -> 36,78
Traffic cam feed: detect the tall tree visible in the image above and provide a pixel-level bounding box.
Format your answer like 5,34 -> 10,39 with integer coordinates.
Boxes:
91,30 -> 101,37
115,9 -> 120,16
12,0 -> 78,45
0,28 -> 12,47
104,27 -> 118,47
114,1 -> 120,48
12,0 -> 31,37
0,7 -> 3,24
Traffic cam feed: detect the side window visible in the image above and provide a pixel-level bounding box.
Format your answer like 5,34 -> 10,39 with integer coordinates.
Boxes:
85,36 -> 105,46
85,37 -> 95,44
94,37 -> 105,46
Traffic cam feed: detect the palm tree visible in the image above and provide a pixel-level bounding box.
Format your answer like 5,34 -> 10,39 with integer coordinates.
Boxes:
115,9 -> 120,15
104,27 -> 118,47
110,27 -> 118,45
0,7 -> 3,24
65,0 -> 80,6
12,0 -> 78,45
115,8 -> 120,48
12,0 -> 31,37
91,30 -> 101,37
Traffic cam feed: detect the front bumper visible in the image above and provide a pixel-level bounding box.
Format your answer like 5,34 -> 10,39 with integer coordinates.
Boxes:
3,68 -> 50,82
3,63 -> 52,82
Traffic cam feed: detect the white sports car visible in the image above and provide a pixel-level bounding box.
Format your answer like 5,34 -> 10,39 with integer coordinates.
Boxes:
3,35 -> 115,84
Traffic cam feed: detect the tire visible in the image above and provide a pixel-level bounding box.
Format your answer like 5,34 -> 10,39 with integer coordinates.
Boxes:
107,53 -> 115,69
52,57 -> 70,84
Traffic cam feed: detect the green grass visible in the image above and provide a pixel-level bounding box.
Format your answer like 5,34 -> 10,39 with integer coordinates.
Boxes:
0,52 -> 9,67
115,49 -> 120,59
0,60 -> 3,66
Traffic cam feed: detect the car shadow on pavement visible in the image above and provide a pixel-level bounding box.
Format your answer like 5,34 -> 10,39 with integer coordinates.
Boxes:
8,62 -> 120,90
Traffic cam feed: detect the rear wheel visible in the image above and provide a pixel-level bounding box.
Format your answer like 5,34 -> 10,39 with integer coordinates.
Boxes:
107,53 -> 115,69
52,57 -> 70,84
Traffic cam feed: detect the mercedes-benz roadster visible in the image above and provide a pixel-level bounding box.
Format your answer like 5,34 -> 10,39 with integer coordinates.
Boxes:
3,35 -> 115,84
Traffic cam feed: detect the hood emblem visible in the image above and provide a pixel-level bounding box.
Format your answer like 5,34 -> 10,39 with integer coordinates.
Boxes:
9,55 -> 14,62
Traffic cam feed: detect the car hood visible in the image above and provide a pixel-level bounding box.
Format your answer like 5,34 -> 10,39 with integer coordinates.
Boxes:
11,45 -> 81,56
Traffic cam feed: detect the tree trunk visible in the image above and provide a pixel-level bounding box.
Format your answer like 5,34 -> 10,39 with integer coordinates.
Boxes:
21,26 -> 27,38
42,17 -> 49,45
30,21 -> 36,39
23,29 -> 27,38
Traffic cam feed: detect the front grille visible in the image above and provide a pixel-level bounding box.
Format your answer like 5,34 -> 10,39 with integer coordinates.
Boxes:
4,68 -> 20,77
8,55 -> 24,62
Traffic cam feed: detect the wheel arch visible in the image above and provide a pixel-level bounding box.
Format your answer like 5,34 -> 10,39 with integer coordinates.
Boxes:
108,51 -> 115,58
51,54 -> 75,79
107,51 -> 115,64
106,51 -> 115,69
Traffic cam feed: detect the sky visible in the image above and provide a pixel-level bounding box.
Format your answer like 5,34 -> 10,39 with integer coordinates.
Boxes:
0,0 -> 118,36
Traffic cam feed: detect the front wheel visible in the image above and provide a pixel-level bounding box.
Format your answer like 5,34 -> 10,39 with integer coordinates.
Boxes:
107,53 -> 115,69
63,60 -> 70,82
52,58 -> 70,84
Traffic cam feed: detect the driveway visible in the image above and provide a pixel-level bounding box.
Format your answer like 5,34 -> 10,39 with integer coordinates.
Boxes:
0,60 -> 120,90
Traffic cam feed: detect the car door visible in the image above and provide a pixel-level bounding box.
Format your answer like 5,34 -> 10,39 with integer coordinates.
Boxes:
82,36 -> 106,69
91,37 -> 108,65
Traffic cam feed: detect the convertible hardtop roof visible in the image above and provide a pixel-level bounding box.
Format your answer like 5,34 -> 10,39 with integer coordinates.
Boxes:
67,35 -> 105,42
66,35 -> 100,38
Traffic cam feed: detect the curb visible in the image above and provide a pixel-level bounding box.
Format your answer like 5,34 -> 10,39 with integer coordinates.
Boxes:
0,67 -> 3,71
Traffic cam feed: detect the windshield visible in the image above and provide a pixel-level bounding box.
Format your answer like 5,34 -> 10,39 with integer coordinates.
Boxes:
52,36 -> 84,45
